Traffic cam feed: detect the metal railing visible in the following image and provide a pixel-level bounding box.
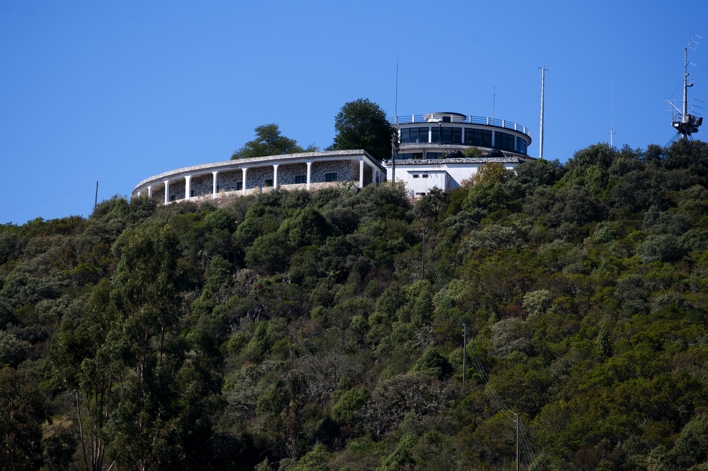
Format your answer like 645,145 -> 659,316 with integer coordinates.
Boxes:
389,114 -> 531,136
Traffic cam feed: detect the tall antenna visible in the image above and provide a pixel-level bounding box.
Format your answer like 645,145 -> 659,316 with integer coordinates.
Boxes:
668,34 -> 703,140
492,87 -> 496,119
610,80 -> 616,147
539,66 -> 548,159
392,56 -> 399,184
395,55 -> 399,123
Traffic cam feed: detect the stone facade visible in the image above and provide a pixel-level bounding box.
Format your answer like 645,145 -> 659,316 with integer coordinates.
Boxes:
191,174 -> 212,197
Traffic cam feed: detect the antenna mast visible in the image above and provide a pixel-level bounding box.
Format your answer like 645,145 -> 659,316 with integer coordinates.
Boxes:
539,66 -> 548,159
392,56 -> 399,184
610,80 -> 616,147
669,35 -> 703,139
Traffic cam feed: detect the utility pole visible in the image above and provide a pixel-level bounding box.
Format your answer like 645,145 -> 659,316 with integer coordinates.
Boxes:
420,227 -> 427,280
391,133 -> 397,184
538,66 -> 548,159
94,181 -> 98,211
515,413 -> 520,471
462,323 -> 467,386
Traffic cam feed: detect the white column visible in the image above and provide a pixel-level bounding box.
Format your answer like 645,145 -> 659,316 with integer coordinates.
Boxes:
306,161 -> 312,190
212,171 -> 218,197
359,159 -> 365,188
428,126 -> 432,143
164,180 -> 170,204
185,175 -> 192,200
147,185 -> 152,198
242,168 -> 248,194
273,164 -> 279,188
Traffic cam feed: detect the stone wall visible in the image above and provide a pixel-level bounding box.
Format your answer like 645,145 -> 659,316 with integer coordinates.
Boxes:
169,180 -> 185,201
311,161 -> 352,182
191,174 -> 212,197
277,163 -> 307,185
218,170 -> 243,192
152,187 -> 165,202
246,166 -> 274,189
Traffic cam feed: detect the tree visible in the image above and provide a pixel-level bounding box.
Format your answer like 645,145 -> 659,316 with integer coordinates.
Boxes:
0,367 -> 47,471
231,124 -> 317,159
330,98 -> 396,161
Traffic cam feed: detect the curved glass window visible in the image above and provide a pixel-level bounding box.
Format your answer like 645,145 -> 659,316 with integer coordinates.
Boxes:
516,137 -> 527,154
465,128 -> 492,147
430,127 -> 462,144
496,132 -> 515,152
400,127 -> 429,144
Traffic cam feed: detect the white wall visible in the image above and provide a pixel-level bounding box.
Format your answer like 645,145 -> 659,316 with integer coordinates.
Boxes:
391,162 -> 519,197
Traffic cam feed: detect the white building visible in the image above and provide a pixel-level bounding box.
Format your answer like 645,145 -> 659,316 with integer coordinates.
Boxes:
384,111 -> 534,197
131,150 -> 384,204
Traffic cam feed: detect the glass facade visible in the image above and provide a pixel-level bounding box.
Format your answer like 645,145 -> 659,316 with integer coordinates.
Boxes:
432,127 -> 462,144
495,132 -> 515,152
400,127 -> 429,143
465,129 -> 493,147
399,125 -> 528,155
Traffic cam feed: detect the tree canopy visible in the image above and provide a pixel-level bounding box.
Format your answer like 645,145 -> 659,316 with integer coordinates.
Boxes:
5,139 -> 708,469
329,98 -> 396,161
231,123 -> 317,159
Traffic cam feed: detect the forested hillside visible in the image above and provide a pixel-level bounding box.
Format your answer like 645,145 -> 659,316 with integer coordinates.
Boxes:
3,140 -> 708,470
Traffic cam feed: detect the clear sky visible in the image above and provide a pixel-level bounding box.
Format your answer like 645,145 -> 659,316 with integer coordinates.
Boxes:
1,1 -> 706,225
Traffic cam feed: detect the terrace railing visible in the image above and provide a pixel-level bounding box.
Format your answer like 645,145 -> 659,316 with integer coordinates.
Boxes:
390,114 -> 531,136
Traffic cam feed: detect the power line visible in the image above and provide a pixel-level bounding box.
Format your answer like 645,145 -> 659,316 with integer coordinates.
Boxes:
427,253 -> 539,468
0,183 -> 95,219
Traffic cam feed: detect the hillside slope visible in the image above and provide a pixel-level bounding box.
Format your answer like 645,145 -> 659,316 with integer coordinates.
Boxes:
2,140 -> 708,470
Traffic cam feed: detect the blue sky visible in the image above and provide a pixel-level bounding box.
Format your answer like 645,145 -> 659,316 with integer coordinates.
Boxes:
1,1 -> 706,225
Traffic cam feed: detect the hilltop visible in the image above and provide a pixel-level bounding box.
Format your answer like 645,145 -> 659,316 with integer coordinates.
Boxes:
2,140 -> 708,470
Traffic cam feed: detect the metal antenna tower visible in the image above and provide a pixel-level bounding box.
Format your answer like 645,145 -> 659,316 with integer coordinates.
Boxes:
668,35 -> 703,141
539,66 -> 548,159
609,80 -> 616,147
392,55 -> 399,184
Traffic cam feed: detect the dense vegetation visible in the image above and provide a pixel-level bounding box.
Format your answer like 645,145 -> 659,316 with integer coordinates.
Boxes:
3,140 -> 708,470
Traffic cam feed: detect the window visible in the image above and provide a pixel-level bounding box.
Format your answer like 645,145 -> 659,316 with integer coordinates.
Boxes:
495,132 -> 515,151
465,128 -> 493,147
422,174 -> 429,178
430,127 -> 439,143
437,127 -> 461,144
413,174 -> 419,178
236,182 -> 243,190
265,179 -> 273,187
516,137 -> 527,154
325,173 -> 337,182
295,175 -> 306,184
400,127 -> 430,143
